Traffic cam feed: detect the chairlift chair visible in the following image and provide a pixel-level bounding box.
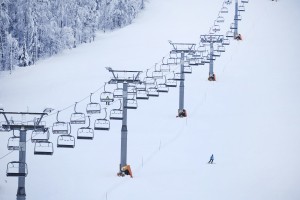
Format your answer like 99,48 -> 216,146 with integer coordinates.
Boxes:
173,72 -> 184,81
238,4 -> 245,12
128,84 -> 137,94
57,134 -> 75,148
94,108 -> 110,131
31,128 -> 50,143
52,111 -> 69,134
230,23 -> 237,30
86,93 -> 101,114
220,6 -> 228,13
6,161 -> 28,177
136,82 -> 147,91
125,96 -> 138,109
184,65 -> 192,74
166,77 -> 177,87
34,141 -> 54,155
110,99 -> 123,120
241,0 -> 249,3
100,83 -> 114,103
147,86 -> 159,97
157,83 -> 169,93
216,15 -> 225,23
70,102 -> 86,124
77,116 -> 94,140
222,38 -> 230,45
144,69 -> 156,85
152,64 -> 164,79
217,45 -> 226,53
136,90 -> 149,100
234,13 -> 242,21
113,84 -> 123,98
212,24 -> 221,32
7,136 -> 20,150
213,50 -> 221,57
226,31 -> 234,38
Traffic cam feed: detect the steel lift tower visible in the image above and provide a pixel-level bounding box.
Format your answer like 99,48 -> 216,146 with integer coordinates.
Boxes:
0,109 -> 48,200
200,35 -> 224,81
106,67 -> 142,177
169,41 -> 196,117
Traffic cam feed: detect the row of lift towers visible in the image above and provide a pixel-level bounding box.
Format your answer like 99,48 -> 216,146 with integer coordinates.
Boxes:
0,0 -> 248,199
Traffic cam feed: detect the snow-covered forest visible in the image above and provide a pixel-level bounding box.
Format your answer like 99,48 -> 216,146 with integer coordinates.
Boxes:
0,0 -> 144,71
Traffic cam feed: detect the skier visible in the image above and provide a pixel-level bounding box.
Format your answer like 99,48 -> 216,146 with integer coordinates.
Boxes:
177,109 -> 187,118
117,165 -> 133,178
208,154 -> 214,164
106,96 -> 110,105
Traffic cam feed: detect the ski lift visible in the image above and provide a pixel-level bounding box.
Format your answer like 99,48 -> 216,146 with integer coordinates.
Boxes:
238,4 -> 245,12
147,86 -> 159,97
125,95 -> 138,109
173,72 -> 184,81
110,99 -> 123,120
217,45 -> 226,53
94,108 -> 110,131
136,90 -> 149,100
6,161 -> 28,177
161,57 -> 171,72
220,6 -> 228,13
234,13 -> 242,21
212,24 -> 221,32
184,64 -> 192,74
113,84 -> 123,98
52,111 -> 69,134
34,141 -> 54,155
86,93 -> 101,114
57,134 -> 75,148
157,77 -> 169,93
144,69 -> 156,85
7,136 -> 20,150
213,50 -> 221,57
222,38 -> 230,45
31,128 -> 50,143
77,116 -> 94,140
166,73 -> 178,87
226,31 -> 234,38
128,84 -> 137,94
230,23 -> 237,30
216,15 -> 225,23
100,83 -> 114,103
152,64 -> 164,79
70,102 -> 86,124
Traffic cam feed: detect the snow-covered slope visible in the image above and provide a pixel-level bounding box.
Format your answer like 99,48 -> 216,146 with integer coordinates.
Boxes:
1,0 -> 300,200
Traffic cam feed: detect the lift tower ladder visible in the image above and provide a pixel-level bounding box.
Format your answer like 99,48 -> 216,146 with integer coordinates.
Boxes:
0,109 -> 47,200
200,35 -> 224,81
106,67 -> 142,176
169,41 -> 196,117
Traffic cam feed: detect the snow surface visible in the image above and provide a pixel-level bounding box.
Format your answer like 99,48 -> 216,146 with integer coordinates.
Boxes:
1,0 -> 300,200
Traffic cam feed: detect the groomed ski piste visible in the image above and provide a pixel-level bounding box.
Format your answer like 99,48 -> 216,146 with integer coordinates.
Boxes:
1,0 -> 300,200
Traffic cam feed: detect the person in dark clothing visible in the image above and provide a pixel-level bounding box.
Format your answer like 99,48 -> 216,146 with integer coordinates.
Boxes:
208,154 -> 214,164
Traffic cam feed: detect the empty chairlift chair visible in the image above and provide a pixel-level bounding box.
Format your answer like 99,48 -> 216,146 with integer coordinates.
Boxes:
86,93 -> 101,114
77,116 -> 94,140
70,102 -> 86,124
94,108 -> 110,131
52,111 -> 69,134
7,136 -> 20,150
147,84 -> 159,97
157,76 -> 169,93
31,128 -> 50,143
136,90 -> 149,100
57,134 -> 75,148
34,141 -> 54,155
113,84 -> 124,98
152,64 -> 164,79
166,72 -> 178,88
144,69 -> 156,85
6,161 -> 28,177
183,62 -> 192,74
110,99 -> 123,120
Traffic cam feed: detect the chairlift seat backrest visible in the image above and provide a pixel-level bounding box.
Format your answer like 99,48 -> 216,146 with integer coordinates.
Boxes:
70,112 -> 86,124
110,109 -> 123,120
86,103 -> 101,114
100,92 -> 114,102
34,141 -> 54,155
57,135 -> 75,148
77,127 -> 94,140
31,129 -> 50,142
52,121 -> 69,134
6,161 -> 28,177
94,119 -> 110,131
